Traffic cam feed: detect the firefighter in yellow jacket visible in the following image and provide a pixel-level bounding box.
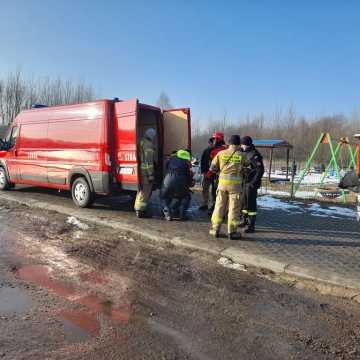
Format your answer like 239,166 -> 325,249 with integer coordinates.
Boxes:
206,135 -> 246,240
134,128 -> 156,218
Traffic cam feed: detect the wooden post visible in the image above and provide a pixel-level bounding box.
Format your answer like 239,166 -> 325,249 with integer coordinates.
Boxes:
286,148 -> 290,180
290,159 -> 296,200
268,147 -> 274,183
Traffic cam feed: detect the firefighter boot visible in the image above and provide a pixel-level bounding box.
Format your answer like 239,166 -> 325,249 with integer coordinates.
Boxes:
244,215 -> 256,233
136,210 -> 152,219
163,208 -> 172,221
228,232 -> 242,240
209,227 -> 220,238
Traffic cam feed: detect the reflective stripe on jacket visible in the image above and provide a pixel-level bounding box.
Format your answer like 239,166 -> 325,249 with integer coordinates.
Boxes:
209,145 -> 246,191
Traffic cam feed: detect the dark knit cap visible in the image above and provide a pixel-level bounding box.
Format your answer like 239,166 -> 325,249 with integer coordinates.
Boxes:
229,135 -> 241,146
241,136 -> 253,146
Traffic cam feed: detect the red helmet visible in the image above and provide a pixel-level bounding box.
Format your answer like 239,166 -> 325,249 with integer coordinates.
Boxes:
212,131 -> 224,142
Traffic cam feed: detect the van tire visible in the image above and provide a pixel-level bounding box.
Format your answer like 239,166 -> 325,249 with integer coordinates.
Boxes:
71,177 -> 94,208
0,167 -> 10,190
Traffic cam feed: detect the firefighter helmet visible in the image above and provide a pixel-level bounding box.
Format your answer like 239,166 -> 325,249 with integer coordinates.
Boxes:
145,128 -> 156,140
212,131 -> 224,142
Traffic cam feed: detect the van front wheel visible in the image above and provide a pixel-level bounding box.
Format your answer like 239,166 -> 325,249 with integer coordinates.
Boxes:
71,177 -> 94,208
0,168 -> 10,190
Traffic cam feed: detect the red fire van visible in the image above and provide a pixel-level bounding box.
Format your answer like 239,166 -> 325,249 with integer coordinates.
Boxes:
0,99 -> 191,207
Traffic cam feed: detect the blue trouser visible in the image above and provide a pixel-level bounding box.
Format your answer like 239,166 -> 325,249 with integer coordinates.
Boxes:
161,193 -> 191,218
161,174 -> 191,218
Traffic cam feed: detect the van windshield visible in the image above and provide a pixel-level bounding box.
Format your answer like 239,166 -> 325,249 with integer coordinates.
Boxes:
1,127 -> 12,142
0,126 -> 17,150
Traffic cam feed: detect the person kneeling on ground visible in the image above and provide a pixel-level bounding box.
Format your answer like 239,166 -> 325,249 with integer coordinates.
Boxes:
207,135 -> 247,240
160,149 -> 194,221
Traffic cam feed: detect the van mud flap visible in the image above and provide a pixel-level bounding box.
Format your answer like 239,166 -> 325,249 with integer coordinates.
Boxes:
89,171 -> 110,194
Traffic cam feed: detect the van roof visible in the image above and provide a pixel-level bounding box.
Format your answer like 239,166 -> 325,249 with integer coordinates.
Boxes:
23,99 -> 162,113
15,99 -> 162,124
15,99 -> 112,125
22,99 -> 114,113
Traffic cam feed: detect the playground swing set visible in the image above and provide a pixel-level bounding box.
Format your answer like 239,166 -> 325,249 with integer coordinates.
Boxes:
293,133 -> 359,201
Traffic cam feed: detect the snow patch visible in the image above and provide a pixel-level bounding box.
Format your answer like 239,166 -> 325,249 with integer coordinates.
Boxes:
258,195 -> 303,213
66,216 -> 89,230
263,172 -> 339,185
297,173 -> 339,185
260,189 -> 289,197
21,234 -> 88,275
257,195 -> 356,219
218,257 -> 246,271
260,188 -> 324,200
308,203 -> 357,219
73,230 -> 84,239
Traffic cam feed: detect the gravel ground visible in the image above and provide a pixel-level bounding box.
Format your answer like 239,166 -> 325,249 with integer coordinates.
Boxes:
0,200 -> 360,360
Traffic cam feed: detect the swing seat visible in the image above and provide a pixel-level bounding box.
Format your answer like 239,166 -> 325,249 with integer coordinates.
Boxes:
319,191 -> 342,199
315,187 -> 349,199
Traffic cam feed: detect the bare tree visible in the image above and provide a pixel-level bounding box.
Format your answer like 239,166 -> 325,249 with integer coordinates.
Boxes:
191,107 -> 360,164
0,70 -> 95,124
0,70 -> 26,125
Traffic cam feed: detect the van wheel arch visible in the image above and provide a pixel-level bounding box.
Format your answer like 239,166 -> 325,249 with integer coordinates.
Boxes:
68,169 -> 95,193
71,175 -> 95,208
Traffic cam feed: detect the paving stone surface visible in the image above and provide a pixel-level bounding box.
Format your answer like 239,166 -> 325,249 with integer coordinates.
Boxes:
154,192 -> 360,287
1,186 -> 359,288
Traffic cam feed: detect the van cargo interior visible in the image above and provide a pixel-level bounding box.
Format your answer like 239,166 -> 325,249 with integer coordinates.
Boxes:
137,106 -> 162,182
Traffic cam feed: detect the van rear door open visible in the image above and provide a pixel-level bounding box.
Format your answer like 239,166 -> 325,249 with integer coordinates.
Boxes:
113,99 -> 139,191
162,108 -> 191,160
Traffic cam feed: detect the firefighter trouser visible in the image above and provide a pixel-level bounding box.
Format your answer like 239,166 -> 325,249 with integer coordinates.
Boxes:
211,189 -> 241,234
134,182 -> 153,212
201,177 -> 214,206
242,186 -> 258,216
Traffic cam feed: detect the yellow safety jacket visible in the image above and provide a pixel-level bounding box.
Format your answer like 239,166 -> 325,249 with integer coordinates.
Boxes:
209,145 -> 246,192
139,137 -> 155,179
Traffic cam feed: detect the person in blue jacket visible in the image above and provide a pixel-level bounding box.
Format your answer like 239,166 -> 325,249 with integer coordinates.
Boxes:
160,149 -> 194,221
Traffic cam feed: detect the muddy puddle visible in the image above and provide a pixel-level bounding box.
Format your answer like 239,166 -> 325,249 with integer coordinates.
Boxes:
0,219 -> 129,343
0,285 -> 32,315
58,310 -> 100,343
15,264 -> 129,341
17,265 -> 77,298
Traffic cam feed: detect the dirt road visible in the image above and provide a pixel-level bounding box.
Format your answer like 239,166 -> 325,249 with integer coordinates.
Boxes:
0,199 -> 360,359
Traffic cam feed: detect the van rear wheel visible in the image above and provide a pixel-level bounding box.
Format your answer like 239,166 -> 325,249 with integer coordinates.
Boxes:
0,168 -> 10,190
71,177 -> 94,208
